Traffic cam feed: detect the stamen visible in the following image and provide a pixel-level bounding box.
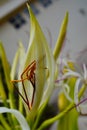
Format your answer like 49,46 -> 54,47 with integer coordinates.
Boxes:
10,77 -> 28,83
68,97 -> 87,114
11,60 -> 36,110
75,97 -> 87,108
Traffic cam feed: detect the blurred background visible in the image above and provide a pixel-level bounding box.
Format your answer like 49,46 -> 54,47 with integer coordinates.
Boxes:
0,0 -> 87,64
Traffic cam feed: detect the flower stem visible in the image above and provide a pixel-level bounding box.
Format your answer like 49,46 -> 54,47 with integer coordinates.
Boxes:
9,92 -> 18,127
37,103 -> 74,130
19,97 -> 24,114
32,100 -> 48,130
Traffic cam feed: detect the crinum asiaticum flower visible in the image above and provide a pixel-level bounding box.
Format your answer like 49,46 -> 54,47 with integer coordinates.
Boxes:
0,4 -> 68,129
11,4 -> 68,124
11,5 -> 55,121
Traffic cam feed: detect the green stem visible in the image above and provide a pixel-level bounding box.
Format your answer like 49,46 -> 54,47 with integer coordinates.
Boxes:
32,100 -> 48,130
0,76 -> 7,101
0,114 -> 11,130
19,97 -> 23,114
37,103 -> 74,130
9,92 -> 16,109
9,92 -> 18,127
37,84 -> 86,130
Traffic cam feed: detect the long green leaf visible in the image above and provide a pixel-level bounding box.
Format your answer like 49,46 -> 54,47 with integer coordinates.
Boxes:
0,42 -> 13,92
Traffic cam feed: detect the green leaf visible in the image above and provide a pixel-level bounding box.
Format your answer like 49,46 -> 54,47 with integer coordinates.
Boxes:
0,41 -> 13,92
53,12 -> 68,60
0,75 -> 7,100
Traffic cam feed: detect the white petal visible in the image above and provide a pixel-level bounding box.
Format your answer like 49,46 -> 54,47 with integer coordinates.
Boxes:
74,78 -> 81,112
63,70 -> 82,79
62,83 -> 73,102
10,42 -> 25,81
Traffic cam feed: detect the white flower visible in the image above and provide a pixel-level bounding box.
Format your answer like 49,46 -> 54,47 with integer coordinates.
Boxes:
61,60 -> 87,111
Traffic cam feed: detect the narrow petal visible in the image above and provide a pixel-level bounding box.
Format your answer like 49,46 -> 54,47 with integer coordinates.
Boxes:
83,64 -> 87,80
62,84 -> 73,102
10,44 -> 20,80
63,70 -> 82,79
74,78 -> 81,112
